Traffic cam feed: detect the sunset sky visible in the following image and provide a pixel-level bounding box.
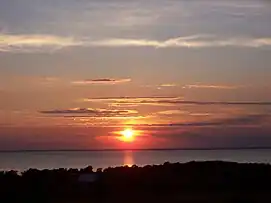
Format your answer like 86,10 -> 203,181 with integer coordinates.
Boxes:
1,0 -> 271,150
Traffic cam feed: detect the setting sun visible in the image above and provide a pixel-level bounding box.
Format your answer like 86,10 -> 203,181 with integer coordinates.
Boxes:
119,128 -> 135,142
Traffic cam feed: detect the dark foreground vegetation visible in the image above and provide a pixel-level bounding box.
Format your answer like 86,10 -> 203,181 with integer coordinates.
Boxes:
1,161 -> 271,203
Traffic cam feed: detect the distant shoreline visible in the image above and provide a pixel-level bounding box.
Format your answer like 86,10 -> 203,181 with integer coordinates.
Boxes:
1,147 -> 271,153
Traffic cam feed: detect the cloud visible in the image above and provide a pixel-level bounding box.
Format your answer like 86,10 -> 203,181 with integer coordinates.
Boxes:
213,2 -> 265,9
1,34 -> 271,52
183,84 -> 240,89
72,78 -> 131,85
155,101 -> 271,106
82,96 -> 271,107
129,114 -> 269,127
159,84 -> 177,87
40,108 -> 138,117
82,96 -> 182,106
83,96 -> 178,101
156,110 -> 211,117
144,83 -> 238,90
89,36 -> 271,48
157,110 -> 188,115
0,34 -> 81,52
140,84 -> 177,90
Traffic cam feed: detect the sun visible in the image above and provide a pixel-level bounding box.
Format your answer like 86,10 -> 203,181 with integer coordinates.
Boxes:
120,128 -> 135,142
115,128 -> 140,143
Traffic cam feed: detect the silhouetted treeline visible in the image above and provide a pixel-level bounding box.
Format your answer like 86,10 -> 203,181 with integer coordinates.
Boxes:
1,161 -> 271,203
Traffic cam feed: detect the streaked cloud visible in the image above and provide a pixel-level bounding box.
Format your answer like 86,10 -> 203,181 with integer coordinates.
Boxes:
82,96 -> 182,106
144,83 -> 239,90
40,108 -> 138,117
72,78 -> 131,85
140,84 -> 177,90
156,110 -> 211,117
157,110 -> 188,115
153,101 -> 271,106
159,84 -> 177,87
1,34 -> 271,52
82,96 -> 271,107
34,77 -> 60,86
189,113 -> 212,117
83,96 -> 178,102
0,34 -> 81,52
212,1 -> 265,9
183,84 -> 241,89
89,36 -> 271,48
128,114 -> 270,127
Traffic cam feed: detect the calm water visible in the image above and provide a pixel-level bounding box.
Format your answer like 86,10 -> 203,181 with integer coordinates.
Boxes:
1,149 -> 271,171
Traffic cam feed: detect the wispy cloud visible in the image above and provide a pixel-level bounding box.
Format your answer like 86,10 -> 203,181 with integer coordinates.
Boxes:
72,78 -> 131,85
144,83 -> 238,90
183,84 -> 240,89
1,34 -> 271,52
82,96 -> 271,107
155,101 -> 271,106
129,114 -> 269,127
0,34 -> 81,52
159,84 -> 177,87
89,36 -> 271,48
157,110 -> 188,115
213,2 -> 265,9
82,96 -> 181,106
40,108 -> 138,117
83,96 -> 178,101
156,110 -> 211,117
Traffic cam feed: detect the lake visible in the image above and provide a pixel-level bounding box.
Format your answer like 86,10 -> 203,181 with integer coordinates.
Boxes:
1,149 -> 271,171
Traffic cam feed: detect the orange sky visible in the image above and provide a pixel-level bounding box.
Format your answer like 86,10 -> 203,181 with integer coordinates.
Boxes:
1,0 -> 271,150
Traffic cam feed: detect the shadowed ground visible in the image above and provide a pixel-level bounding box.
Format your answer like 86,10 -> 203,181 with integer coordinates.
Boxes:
1,161 -> 271,203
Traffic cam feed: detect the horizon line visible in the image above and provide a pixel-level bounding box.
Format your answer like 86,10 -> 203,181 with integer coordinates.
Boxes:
1,146 -> 271,153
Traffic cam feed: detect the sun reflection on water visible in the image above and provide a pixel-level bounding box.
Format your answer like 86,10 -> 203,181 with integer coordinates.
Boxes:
123,151 -> 134,167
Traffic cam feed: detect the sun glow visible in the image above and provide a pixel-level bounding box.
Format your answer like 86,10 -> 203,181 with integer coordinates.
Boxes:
119,128 -> 135,142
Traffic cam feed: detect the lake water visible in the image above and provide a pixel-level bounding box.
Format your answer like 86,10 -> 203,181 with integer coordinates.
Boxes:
1,149 -> 271,171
